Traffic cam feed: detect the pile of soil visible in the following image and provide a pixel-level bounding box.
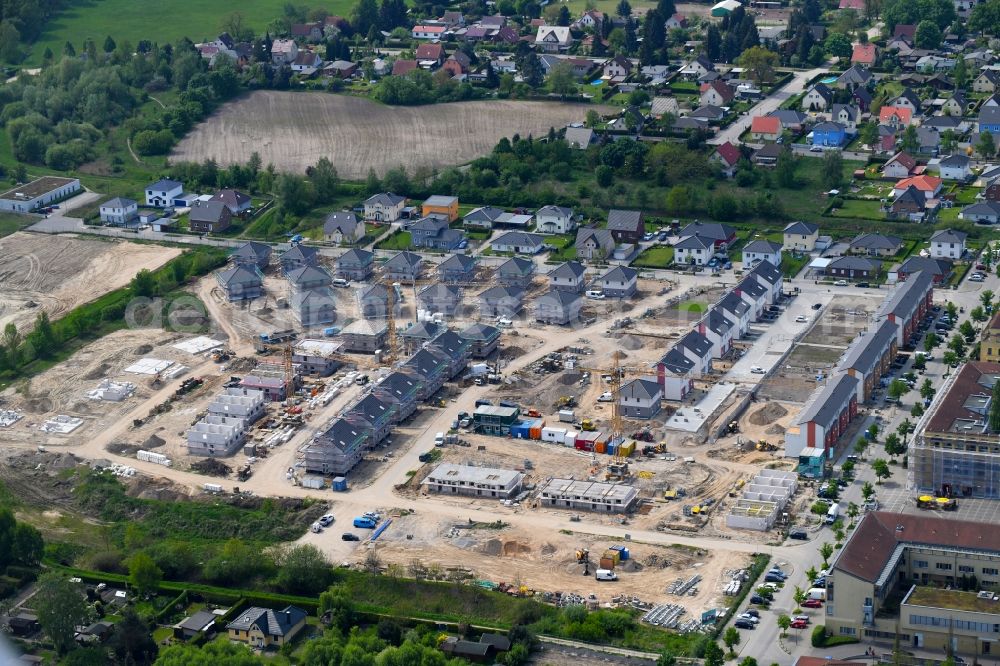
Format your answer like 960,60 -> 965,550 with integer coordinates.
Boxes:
748,402 -> 789,426
765,424 -> 785,435
558,371 -> 582,386
618,559 -> 644,573
541,543 -> 557,556
481,538 -> 503,556
502,541 -> 531,556
23,396 -> 53,414
106,442 -> 142,456
83,363 -> 111,380
619,335 -> 644,351
143,434 -> 166,449
190,458 -> 232,477
134,345 -> 154,355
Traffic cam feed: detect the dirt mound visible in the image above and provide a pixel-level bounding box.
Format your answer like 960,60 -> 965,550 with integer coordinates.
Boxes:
765,424 -> 785,435
190,459 -> 232,477
619,559 -> 644,573
619,335 -> 644,351
83,362 -> 111,380
502,541 -> 532,556
541,543 -> 557,556
748,402 -> 788,426
481,539 -> 503,556
23,396 -> 53,413
143,434 -> 166,449
558,371 -> 582,386
134,345 -> 154,355
106,442 -> 142,456
504,346 -> 526,359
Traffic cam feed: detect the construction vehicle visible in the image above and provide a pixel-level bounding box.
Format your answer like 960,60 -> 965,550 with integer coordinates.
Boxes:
578,352 -> 643,481
576,547 -> 591,576
556,396 -> 577,408
756,440 -> 777,452
580,419 -> 597,431
632,429 -> 654,442
727,421 -> 739,434
237,464 -> 253,482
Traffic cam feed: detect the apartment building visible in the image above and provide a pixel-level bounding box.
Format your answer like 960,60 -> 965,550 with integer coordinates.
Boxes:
537,478 -> 639,512
422,463 -> 524,499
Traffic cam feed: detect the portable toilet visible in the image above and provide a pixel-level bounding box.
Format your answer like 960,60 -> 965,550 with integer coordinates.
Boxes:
332,477 -> 348,491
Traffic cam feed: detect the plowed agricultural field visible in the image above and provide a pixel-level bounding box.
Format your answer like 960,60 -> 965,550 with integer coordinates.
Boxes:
171,91 -> 600,178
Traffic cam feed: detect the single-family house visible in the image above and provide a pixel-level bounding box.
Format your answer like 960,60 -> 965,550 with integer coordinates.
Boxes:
392,59 -> 418,76
802,83 -> 833,111
145,179 -> 183,208
533,288 -> 582,325
835,64 -> 872,90
929,228 -> 967,259
742,239 -> 782,267
231,241 -> 272,271
894,255 -> 952,283
323,211 -> 364,244
674,233 -> 713,265
422,195 -> 459,222
712,141 -> 742,178
830,104 -> 860,131
892,174 -> 942,200
364,192 -> 406,222
688,104 -> 725,122
291,50 -> 322,71
851,43 -> 877,66
877,124 -> 898,153
216,265 -> 264,301
535,26 -> 572,52
548,261 -> 587,293
577,9 -> 603,29
438,253 -> 477,283
959,201 -> 1000,224
853,86 -> 873,113
882,152 -> 917,179
915,126 -> 942,156
700,80 -> 734,107
464,206 -> 505,229
980,106 -> 1000,136
564,126 -> 594,149
358,283 -> 391,318
210,189 -> 251,216
279,244 -> 319,274
336,248 -> 374,281
383,251 -> 423,281
783,221 -> 818,251
460,322 -> 501,358
619,378 -> 663,419
974,70 -> 1000,94
99,197 -> 138,226
415,43 -> 445,66
598,265 -> 638,299
573,227 -> 614,261
811,121 -> 847,147
491,231 -> 544,255
270,39 -> 297,64
826,256 -> 880,280
665,12 -> 688,29
324,59 -> 358,78
767,109 -> 809,132
849,233 -> 903,257
496,256 -> 535,287
749,115 -> 781,142
679,221 -> 736,249
604,55 -> 633,79
887,185 -> 928,220
189,200 -> 232,234
399,321 -> 442,354
287,265 -> 333,292
680,55 -> 715,80
535,205 -> 575,234
938,154 -> 972,181
892,87 -> 922,115
418,283 -> 463,316
879,106 -> 913,128
289,288 -> 335,327
409,216 -> 465,251
479,285 -> 524,318
412,25 -> 446,39
942,90 -> 971,117
606,209 -> 644,244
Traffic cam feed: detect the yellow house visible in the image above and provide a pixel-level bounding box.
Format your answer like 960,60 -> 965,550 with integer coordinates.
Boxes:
422,195 -> 459,222
782,221 -> 819,252
226,605 -> 307,648
980,311 -> 1000,362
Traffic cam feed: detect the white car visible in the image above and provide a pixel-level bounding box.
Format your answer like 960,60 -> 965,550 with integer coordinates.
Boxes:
738,613 -> 760,624
795,315 -> 808,323
586,290 -> 606,299
833,280 -> 848,286
310,522 -> 323,533
598,391 -> 614,402
809,145 -> 823,152
750,366 -> 765,374
319,514 -> 335,527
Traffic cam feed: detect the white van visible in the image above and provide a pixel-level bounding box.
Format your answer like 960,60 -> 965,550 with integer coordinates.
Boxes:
310,522 -> 323,533
595,569 -> 618,581
496,317 -> 513,328
434,432 -> 445,446
332,278 -> 350,288
586,290 -> 605,299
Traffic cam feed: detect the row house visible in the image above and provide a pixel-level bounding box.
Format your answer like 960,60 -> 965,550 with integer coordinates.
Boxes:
303,417 -> 371,475
876,270 -> 934,346
747,259 -> 783,303
459,323 -> 501,359
655,330 -> 713,401
344,393 -> 397,447
784,373 -> 861,459
836,319 -> 900,403
372,371 -> 422,423
715,292 -> 751,338
402,347 -> 451,399
426,330 -> 472,379
734,275 -> 768,321
699,308 -> 734,359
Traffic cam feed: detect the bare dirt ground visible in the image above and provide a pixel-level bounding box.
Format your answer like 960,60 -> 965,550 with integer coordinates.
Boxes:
171,92 -> 606,177
0,232 -> 180,331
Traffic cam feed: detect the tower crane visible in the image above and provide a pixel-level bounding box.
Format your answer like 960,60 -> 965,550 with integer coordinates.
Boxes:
576,351 -> 645,481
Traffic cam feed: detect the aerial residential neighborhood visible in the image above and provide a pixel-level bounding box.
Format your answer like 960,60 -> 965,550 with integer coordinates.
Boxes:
1,0 -> 1000,663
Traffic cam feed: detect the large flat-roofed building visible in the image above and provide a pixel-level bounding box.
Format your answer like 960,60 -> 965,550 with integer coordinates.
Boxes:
827,511 -> 1000,657
911,361 -> 1000,498
0,177 -> 81,212
537,478 -> 639,512
472,405 -> 520,435
422,463 -> 524,499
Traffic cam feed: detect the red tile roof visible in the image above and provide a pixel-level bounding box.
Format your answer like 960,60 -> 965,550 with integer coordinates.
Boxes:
879,105 -> 913,125
392,59 -> 418,76
895,174 -> 941,192
715,141 -> 741,167
415,43 -> 443,60
885,151 -> 917,172
926,361 -> 1000,433
837,510 -> 1000,583
750,115 -> 780,135
851,42 -> 876,64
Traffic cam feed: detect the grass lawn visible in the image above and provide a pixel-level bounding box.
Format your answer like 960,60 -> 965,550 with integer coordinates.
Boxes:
829,199 -> 884,220
676,299 -> 707,314
633,245 -> 674,268
375,230 -> 413,251
0,212 -> 37,238
24,0 -> 352,66
952,187 -> 980,205
781,253 -> 810,278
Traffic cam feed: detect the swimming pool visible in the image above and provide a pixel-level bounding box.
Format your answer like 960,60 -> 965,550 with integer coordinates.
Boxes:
591,79 -> 603,86
820,77 -> 838,84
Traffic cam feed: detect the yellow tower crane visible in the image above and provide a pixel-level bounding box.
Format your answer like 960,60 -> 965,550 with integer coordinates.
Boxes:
577,351 -> 645,480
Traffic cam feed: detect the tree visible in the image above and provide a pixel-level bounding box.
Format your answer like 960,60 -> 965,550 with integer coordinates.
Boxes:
821,150 -> 844,189
793,586 -> 807,608
888,379 -> 908,401
972,306 -> 987,322
723,626 -> 740,654
884,433 -> 904,461
128,551 -> 162,595
103,35 -> 117,53
352,0 -> 380,35
0,22 -> 21,63
946,301 -> 959,320
898,419 -> 914,444
776,614 -> 792,637
29,311 -> 56,358
979,131 -> 997,159
873,458 -> 891,484
949,333 -> 966,357
617,0 -> 632,17
656,652 -> 677,666
842,460 -> 855,477
847,502 -> 860,524
925,332 -> 939,350
775,146 -> 799,187
736,46 -> 778,84
862,481 -> 875,503
969,0 -> 1000,33
548,61 -> 577,98
824,32 -> 852,58
901,125 -> 919,152
276,544 -> 332,595
942,350 -> 958,367
309,157 -> 339,205
3,322 -> 21,371
914,20 -> 942,48
912,402 -> 924,417
960,320 -> 976,341
35,573 -> 90,654
990,380 -> 1000,433
110,609 -> 158,665
703,640 -> 725,666
819,542 -> 834,567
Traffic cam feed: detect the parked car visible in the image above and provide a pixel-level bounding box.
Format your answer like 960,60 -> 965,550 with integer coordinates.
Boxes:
789,529 -> 808,540
319,514 -> 335,527
750,594 -> 767,605
586,290 -> 606,299
790,619 -> 809,629
812,303 -> 822,310
833,280 -> 848,286
743,609 -> 760,618
802,599 -> 823,608
738,613 -> 760,624
750,366 -> 765,374
856,282 -> 869,288
341,533 -> 360,541
795,315 -> 807,323
734,619 -> 756,629
643,232 -> 655,241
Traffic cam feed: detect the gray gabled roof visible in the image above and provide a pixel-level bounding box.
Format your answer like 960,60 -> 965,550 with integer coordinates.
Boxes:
497,256 -> 535,276
479,285 -> 524,302
679,330 -> 713,358
347,393 -> 396,426
217,264 -> 262,287
548,261 -> 586,280
384,251 -> 423,271
280,244 -> 319,263
930,228 -> 967,244
576,227 -> 614,248
828,256 -> 880,271
620,377 -> 662,401
289,288 -> 334,309
658,347 -> 695,375
938,154 -> 971,168
232,241 -> 272,262
749,259 -> 782,285
718,291 -> 750,318
705,308 -> 733,336
737,276 -> 766,298
784,221 -> 818,235
418,283 -> 462,301
898,255 -> 951,276
536,288 -> 581,307
679,221 -> 735,242
429,330 -> 471,359
438,253 -> 477,272
607,209 -> 643,232
878,270 -> 933,320
148,178 -> 182,191
190,200 -> 229,223
399,321 -> 442,340
674,234 -> 713,250
287,264 -> 332,285
404,347 -> 450,379
313,418 -> 369,452
493,231 -> 543,247
337,248 -> 374,266
460,323 -> 501,342
838,319 -> 898,375
600,265 -> 637,282
365,192 -> 405,206
226,606 -> 307,637
374,371 -> 421,403
961,201 -> 1000,218
850,233 -> 902,251
323,211 -> 359,234
102,197 -> 136,208
793,373 -> 860,428
465,206 -> 506,222
537,205 -> 573,217
743,239 -> 782,253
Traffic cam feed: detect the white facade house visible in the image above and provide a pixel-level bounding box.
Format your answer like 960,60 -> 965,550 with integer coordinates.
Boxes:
270,38 -> 298,63
145,179 -> 183,208
535,205 -> 575,234
535,26 -> 572,52
537,478 -> 639,512
412,25 -> 447,39
929,229 -> 967,260
938,154 -> 972,181
674,234 -> 713,265
98,197 -> 138,225
363,192 -> 406,222
422,463 -> 523,499
741,239 -> 782,268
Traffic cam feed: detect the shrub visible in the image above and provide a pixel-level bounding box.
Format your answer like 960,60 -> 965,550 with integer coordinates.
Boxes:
811,625 -> 827,647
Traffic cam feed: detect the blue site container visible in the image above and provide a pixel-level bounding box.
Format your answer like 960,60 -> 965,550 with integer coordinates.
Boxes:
609,546 -> 630,561
332,477 -> 347,492
606,442 -> 617,456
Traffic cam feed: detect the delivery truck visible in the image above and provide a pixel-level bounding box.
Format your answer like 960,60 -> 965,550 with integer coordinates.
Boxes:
825,502 -> 840,525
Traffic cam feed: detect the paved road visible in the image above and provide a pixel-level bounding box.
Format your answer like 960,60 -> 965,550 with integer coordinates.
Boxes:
708,67 -> 827,146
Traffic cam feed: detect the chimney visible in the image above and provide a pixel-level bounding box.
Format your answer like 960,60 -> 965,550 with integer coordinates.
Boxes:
283,610 -> 291,624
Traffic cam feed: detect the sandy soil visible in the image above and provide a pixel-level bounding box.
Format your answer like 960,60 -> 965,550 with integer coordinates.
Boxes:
0,232 -> 180,331
171,92 -> 607,177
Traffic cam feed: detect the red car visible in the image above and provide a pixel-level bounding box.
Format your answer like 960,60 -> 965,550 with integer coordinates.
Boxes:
802,599 -> 823,608
790,619 -> 809,629
977,264 -> 987,271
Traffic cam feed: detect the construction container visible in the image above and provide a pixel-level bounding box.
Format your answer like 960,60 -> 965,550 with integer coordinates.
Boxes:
619,441 -> 635,457
510,420 -> 531,439
529,420 -> 545,440
595,441 -> 606,454
599,557 -> 616,570
575,431 -> 601,450
541,427 -> 566,444
558,409 -> 576,423
332,476 -> 348,491
606,441 -> 617,456
203,483 -> 223,494
610,545 -> 630,561
300,475 -> 325,490
564,431 -> 578,447
603,549 -> 621,565
243,444 -> 258,457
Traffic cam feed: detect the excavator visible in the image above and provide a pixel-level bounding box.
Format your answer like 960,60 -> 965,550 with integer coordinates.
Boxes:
576,548 -> 590,576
